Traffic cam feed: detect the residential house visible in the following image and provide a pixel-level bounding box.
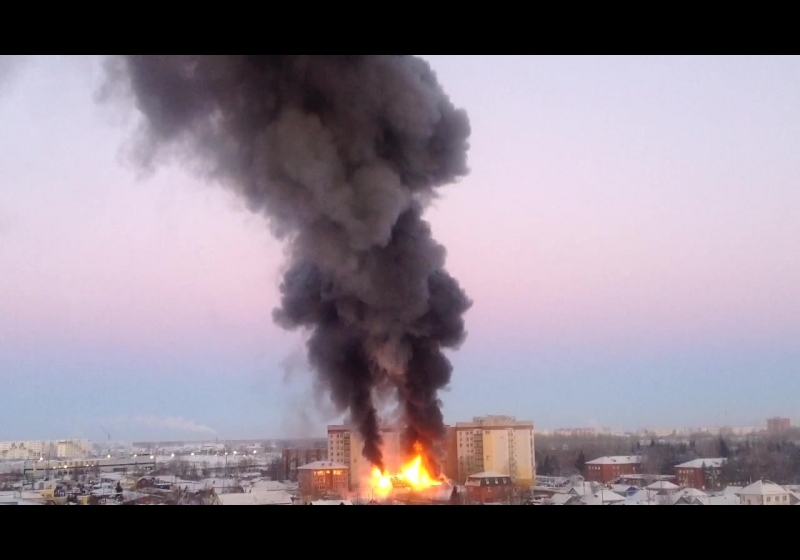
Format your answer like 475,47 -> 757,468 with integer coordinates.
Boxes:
737,480 -> 794,505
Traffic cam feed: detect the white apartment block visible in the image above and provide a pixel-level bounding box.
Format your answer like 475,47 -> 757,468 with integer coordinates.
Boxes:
453,415 -> 535,487
0,439 -> 91,460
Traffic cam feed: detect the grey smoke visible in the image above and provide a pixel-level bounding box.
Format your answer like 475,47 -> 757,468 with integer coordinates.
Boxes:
103,55 -> 472,473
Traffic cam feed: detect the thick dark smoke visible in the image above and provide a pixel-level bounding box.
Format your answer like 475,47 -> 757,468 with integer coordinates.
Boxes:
104,55 -> 472,473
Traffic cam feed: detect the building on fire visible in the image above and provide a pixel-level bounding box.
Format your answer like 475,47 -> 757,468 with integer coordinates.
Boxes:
328,415 -> 536,490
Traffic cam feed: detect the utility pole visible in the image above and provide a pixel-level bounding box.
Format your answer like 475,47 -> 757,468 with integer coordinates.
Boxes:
100,426 -> 111,457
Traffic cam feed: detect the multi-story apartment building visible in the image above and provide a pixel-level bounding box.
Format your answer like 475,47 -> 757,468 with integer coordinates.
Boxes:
0,439 -> 92,460
328,416 -> 535,489
767,417 -> 791,436
450,415 -> 535,487
297,461 -> 350,502
674,458 -> 726,490
327,424 -> 405,489
56,440 -> 92,458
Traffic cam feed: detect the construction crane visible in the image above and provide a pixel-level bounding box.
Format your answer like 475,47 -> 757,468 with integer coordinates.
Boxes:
100,426 -> 112,457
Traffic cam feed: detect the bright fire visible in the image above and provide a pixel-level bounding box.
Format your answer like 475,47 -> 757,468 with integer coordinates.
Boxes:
370,443 -> 443,498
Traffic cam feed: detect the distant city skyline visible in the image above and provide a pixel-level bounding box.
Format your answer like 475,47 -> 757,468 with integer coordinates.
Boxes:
1,55 -> 799,442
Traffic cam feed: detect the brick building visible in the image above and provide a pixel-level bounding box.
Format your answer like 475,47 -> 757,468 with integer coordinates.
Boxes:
464,472 -> 514,503
585,456 -> 642,483
297,461 -> 349,502
674,458 -> 726,490
282,448 -> 327,482
767,417 -> 791,436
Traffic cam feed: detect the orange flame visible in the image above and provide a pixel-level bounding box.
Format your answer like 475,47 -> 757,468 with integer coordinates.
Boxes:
370,442 -> 442,498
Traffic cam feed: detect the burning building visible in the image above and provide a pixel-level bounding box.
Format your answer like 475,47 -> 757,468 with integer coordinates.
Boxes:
328,423 -> 453,497
103,55 -> 472,482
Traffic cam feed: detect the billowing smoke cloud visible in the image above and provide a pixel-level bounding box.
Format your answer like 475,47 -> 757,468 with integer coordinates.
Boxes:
103,55 -> 472,473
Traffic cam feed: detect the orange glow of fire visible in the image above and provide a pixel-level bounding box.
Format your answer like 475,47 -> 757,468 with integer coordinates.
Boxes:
370,443 -> 442,498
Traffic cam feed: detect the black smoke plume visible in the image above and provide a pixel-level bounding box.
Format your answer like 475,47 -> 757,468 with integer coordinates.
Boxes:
103,55 -> 472,473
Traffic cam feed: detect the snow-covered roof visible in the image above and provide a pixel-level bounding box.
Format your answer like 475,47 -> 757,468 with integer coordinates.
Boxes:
586,455 -> 642,465
646,480 -> 680,491
676,487 -> 707,498
297,461 -> 348,470
738,480 -> 789,496
548,493 -> 580,505
693,495 -> 739,505
217,490 -> 293,505
248,480 -> 291,492
568,482 -> 599,496
466,471 -> 510,479
100,473 -> 125,481
579,494 -> 603,505
595,490 -> 626,502
722,486 -> 743,495
197,478 -> 241,490
310,499 -> 353,505
674,458 -> 726,469
627,489 -> 660,503
670,496 -> 699,505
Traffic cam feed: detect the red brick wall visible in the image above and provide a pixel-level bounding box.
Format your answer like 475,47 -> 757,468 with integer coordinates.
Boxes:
298,468 -> 349,500
675,467 -> 721,490
585,462 -> 640,483
467,485 -> 512,503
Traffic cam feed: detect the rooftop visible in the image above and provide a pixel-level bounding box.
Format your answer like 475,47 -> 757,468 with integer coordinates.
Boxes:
217,490 -> 293,505
646,480 -> 680,491
466,471 -> 511,479
738,480 -> 790,496
297,461 -> 348,471
586,455 -> 642,465
674,458 -> 726,469
310,499 -> 353,505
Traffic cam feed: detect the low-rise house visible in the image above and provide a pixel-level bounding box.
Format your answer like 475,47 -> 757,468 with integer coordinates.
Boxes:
645,480 -> 680,494
580,489 -> 626,505
464,472 -> 514,503
693,494 -> 739,505
546,493 -> 582,505
737,480 -> 794,505
610,484 -> 640,497
297,461 -> 349,502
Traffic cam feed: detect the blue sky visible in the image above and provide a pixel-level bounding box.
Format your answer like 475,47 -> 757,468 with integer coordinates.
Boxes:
1,55 -> 799,442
